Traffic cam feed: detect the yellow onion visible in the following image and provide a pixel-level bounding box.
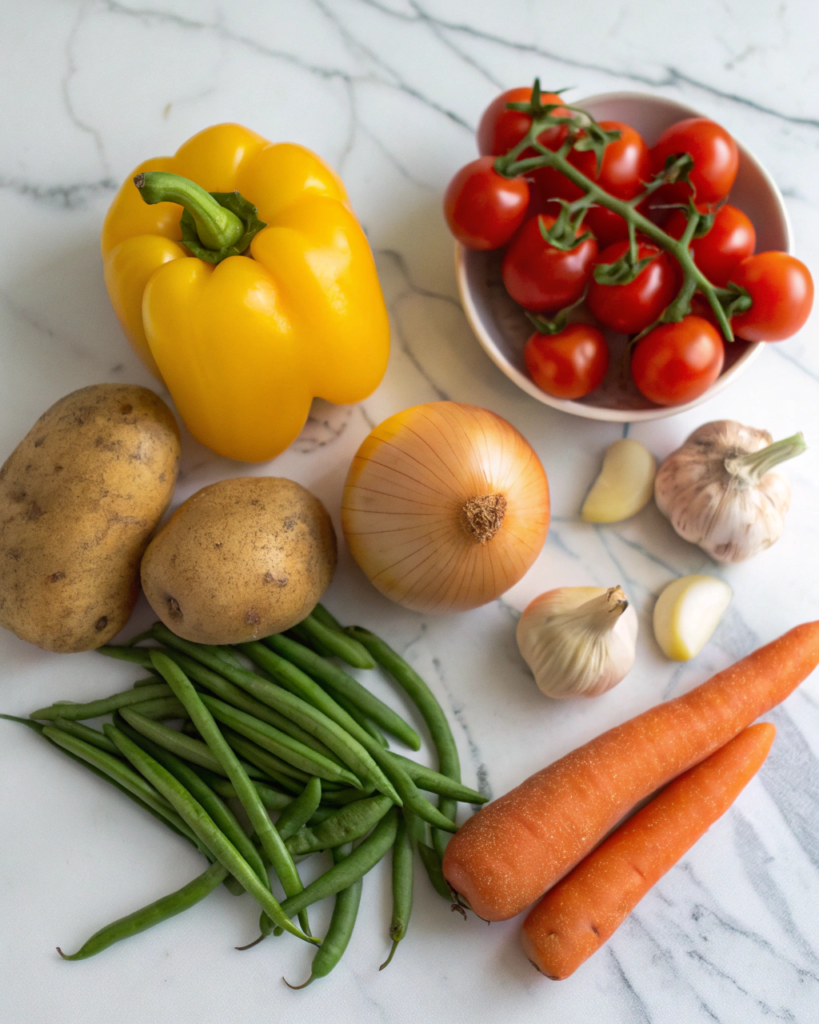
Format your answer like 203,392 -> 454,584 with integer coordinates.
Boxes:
341,402 -> 550,612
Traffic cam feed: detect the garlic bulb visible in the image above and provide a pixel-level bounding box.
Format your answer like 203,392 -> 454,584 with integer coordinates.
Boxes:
516,586 -> 638,699
655,421 -> 806,563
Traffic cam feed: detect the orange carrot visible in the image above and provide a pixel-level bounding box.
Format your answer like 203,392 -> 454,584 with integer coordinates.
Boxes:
521,722 -> 775,979
443,621 -> 819,921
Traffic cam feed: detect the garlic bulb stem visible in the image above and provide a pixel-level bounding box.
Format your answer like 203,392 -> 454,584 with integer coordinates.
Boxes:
556,586 -> 629,633
724,432 -> 806,486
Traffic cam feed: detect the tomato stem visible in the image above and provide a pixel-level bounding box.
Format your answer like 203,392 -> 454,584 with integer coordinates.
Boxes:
495,108 -> 739,342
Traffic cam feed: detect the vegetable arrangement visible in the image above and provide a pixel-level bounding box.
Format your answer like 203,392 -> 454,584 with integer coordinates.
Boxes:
102,124 -> 389,462
4,604 -> 485,978
443,620 -> 819,921
445,83 -> 814,406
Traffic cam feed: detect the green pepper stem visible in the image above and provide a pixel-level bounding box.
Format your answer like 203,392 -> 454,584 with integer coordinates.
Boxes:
725,433 -> 807,485
134,171 -> 244,251
498,119 -> 738,342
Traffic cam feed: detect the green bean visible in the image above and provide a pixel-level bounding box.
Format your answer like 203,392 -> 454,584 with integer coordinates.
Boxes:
417,840 -> 453,902
128,696 -> 189,720
29,684 -> 172,721
52,718 -> 119,754
118,708 -> 268,781
380,812 -> 414,969
287,623 -> 335,659
150,628 -> 396,803
320,787 -> 374,807
221,728 -> 310,787
241,641 -> 454,832
387,753 -> 486,804
296,614 -> 376,669
105,724 -> 316,944
134,676 -> 161,688
263,633 -> 420,750
277,808 -> 398,920
286,796 -> 394,857
348,627 -> 462,857
57,861 -> 228,960
204,774 -> 293,812
41,725 -> 205,847
402,804 -> 451,901
149,653 -> 312,938
117,722 -> 268,887
275,778 -> 322,842
160,647 -> 340,762
0,716 -> 198,851
284,843 -> 362,988
99,645 -> 162,669
321,686 -> 389,748
310,603 -> 345,632
199,694 -> 360,787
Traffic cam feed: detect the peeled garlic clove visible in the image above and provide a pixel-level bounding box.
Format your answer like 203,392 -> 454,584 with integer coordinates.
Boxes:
581,439 -> 656,523
653,574 -> 733,661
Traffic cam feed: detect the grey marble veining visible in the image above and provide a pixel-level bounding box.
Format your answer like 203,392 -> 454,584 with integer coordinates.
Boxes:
1,2 -> 818,1021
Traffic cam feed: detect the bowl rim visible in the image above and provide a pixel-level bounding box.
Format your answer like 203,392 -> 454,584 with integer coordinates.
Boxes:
455,89 -> 794,422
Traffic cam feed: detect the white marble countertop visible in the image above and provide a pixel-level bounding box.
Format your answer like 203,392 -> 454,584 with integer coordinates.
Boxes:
2,2 -> 819,1021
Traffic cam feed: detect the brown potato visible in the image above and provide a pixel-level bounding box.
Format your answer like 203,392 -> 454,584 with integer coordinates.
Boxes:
141,477 -> 337,645
0,384 -> 180,653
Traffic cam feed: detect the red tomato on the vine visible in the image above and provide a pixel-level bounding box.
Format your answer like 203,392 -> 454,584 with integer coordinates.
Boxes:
569,121 -> 651,199
524,323 -> 609,399
650,118 -> 738,205
477,87 -> 569,156
502,214 -> 599,313
729,252 -> 814,342
533,120 -> 651,208
631,316 -> 725,406
587,240 -> 677,334
666,204 -> 756,287
583,205 -> 631,248
444,157 -> 530,250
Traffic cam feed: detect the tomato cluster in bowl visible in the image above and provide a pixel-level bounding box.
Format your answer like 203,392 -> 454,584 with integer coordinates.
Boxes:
445,84 -> 814,407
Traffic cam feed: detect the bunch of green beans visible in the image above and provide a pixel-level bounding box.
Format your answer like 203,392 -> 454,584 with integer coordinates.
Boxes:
6,604 -> 487,983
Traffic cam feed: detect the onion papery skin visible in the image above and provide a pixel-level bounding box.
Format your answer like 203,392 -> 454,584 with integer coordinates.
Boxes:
341,402 -> 550,613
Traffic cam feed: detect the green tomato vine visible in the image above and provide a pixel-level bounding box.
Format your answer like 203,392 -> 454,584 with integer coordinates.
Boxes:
493,81 -> 752,342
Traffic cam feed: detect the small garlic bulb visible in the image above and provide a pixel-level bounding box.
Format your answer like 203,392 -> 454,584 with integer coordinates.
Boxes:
655,420 -> 806,563
516,586 -> 638,699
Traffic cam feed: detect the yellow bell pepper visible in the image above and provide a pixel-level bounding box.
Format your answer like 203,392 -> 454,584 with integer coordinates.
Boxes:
101,123 -> 389,462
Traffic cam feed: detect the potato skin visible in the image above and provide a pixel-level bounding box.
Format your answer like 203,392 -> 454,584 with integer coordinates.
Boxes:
0,384 -> 180,653
141,477 -> 337,645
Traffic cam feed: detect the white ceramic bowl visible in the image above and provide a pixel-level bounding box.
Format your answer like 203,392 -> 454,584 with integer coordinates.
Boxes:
455,91 -> 793,421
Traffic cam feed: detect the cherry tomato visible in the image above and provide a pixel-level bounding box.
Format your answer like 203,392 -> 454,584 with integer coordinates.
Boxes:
650,118 -> 738,205
533,120 -> 651,208
444,157 -> 530,250
729,252 -> 814,342
524,323 -> 609,399
568,121 -> 651,199
587,240 -> 677,334
689,293 -> 720,331
631,316 -> 724,406
583,204 -> 630,248
666,204 -> 756,287
477,87 -> 569,156
502,214 -> 599,313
